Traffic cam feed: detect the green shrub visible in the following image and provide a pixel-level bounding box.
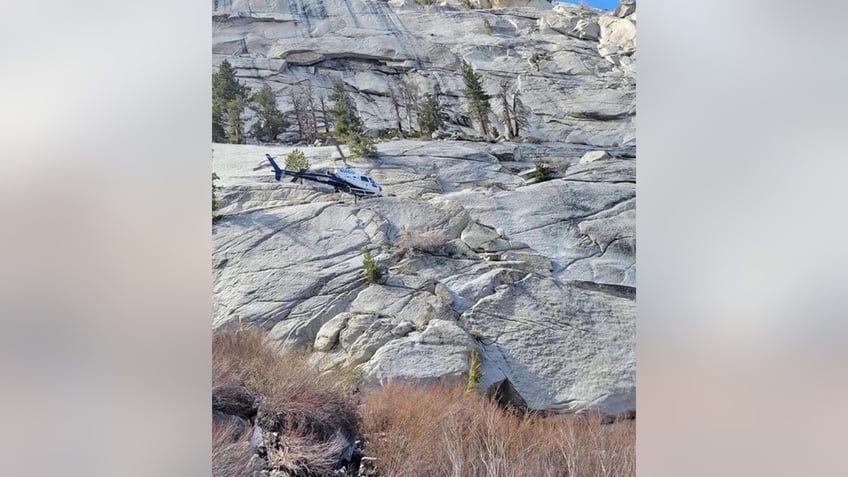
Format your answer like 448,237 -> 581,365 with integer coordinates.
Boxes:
363,249 -> 382,285
285,148 -> 309,171
529,52 -> 550,71
483,19 -> 493,34
350,135 -> 377,159
212,172 -> 221,212
532,159 -> 552,182
460,0 -> 475,10
466,349 -> 483,393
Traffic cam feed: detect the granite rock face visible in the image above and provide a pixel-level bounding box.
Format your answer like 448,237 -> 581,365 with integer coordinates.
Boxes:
212,0 -> 635,147
212,0 -> 636,416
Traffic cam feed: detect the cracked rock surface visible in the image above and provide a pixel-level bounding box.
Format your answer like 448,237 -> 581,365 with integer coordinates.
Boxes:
213,0 -> 635,146
213,0 -> 635,416
213,137 -> 635,416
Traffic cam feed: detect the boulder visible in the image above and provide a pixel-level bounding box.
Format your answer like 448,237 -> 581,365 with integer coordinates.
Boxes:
313,313 -> 351,352
580,150 -> 612,164
463,275 -> 635,416
359,320 -> 476,386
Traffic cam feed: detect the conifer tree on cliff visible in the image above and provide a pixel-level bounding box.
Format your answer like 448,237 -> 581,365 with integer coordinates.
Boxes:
328,81 -> 363,143
249,85 -> 288,143
460,60 -> 492,137
418,93 -> 443,136
328,81 -> 376,158
212,59 -> 250,143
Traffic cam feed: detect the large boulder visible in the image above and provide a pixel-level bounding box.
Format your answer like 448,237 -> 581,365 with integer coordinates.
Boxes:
462,275 -> 635,416
359,319 -> 477,386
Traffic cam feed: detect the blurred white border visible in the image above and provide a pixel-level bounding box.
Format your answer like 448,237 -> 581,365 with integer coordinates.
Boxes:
639,0 -> 848,475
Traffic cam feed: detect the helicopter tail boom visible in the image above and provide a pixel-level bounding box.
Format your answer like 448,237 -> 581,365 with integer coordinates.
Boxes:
265,153 -> 283,181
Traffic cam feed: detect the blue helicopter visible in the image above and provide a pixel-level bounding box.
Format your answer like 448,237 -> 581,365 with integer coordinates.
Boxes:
265,153 -> 382,198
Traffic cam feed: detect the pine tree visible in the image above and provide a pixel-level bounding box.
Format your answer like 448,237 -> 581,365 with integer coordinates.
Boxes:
212,59 -> 250,143
212,106 -> 226,143
512,92 -> 528,137
285,149 -> 309,171
226,97 -> 245,144
460,60 -> 492,136
328,81 -> 363,143
497,79 -> 516,139
212,59 -> 248,102
417,93 -> 443,136
249,86 -> 288,142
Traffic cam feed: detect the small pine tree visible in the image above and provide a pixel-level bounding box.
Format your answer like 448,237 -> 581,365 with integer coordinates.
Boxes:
350,135 -> 377,158
363,249 -> 382,284
417,93 -> 443,136
285,149 -> 309,171
532,159 -> 552,182
249,86 -> 288,142
460,60 -> 492,136
212,172 -> 221,212
466,349 -> 484,393
483,19 -> 493,34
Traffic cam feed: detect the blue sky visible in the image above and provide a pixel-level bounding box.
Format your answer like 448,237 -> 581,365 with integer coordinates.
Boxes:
554,0 -> 621,11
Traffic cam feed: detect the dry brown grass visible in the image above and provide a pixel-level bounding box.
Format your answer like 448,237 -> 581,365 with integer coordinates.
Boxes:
212,326 -> 359,476
212,420 -> 252,477
360,383 -> 635,477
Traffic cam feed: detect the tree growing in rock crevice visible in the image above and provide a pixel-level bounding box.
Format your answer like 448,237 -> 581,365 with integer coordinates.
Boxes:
290,89 -> 306,141
305,81 -> 319,141
417,93 -> 443,136
398,78 -> 420,135
496,78 -> 528,139
329,81 -> 362,143
497,79 -> 515,139
318,95 -> 330,134
212,59 -> 250,143
388,84 -> 404,136
512,92 -> 529,137
460,60 -> 492,137
248,85 -> 288,142
329,81 -> 376,158
291,85 -> 318,143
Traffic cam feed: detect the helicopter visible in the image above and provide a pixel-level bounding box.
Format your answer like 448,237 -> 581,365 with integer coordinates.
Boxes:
265,153 -> 382,199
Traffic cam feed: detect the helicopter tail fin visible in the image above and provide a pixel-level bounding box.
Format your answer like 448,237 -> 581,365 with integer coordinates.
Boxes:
265,153 -> 283,181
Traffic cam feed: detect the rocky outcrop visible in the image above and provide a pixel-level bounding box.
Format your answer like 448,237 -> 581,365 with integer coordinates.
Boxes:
213,137 -> 635,416
213,0 -> 635,147
212,0 -> 636,417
